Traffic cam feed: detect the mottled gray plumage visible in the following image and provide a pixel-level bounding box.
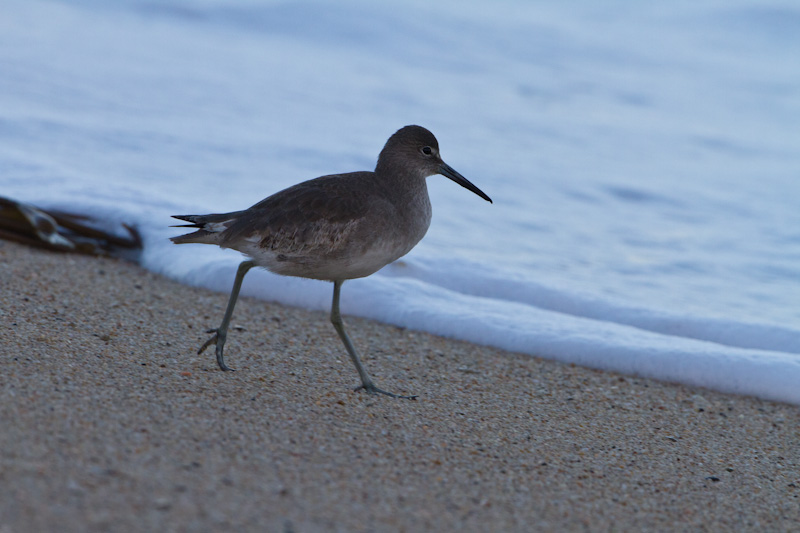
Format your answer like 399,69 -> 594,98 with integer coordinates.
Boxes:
171,125 -> 491,398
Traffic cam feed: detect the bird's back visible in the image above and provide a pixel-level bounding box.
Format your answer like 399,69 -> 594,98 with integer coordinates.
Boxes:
172,171 -> 432,281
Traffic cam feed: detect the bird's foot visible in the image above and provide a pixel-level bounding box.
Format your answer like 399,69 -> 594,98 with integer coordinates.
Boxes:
197,328 -> 218,354
197,328 -> 234,371
354,383 -> 417,400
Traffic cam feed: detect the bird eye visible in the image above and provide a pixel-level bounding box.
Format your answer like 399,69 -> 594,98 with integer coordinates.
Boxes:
421,146 -> 433,156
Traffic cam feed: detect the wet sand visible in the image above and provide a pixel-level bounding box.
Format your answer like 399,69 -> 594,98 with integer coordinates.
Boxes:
1,240 -> 798,531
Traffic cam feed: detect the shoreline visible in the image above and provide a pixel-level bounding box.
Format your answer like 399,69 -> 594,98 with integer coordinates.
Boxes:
2,240 -> 798,531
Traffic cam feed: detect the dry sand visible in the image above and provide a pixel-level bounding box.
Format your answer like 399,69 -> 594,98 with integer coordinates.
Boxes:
1,240 -> 798,532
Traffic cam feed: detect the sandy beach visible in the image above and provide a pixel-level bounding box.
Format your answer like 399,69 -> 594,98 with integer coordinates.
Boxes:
1,239 -> 798,531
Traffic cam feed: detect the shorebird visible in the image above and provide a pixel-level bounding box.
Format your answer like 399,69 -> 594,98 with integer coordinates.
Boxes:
171,125 -> 492,398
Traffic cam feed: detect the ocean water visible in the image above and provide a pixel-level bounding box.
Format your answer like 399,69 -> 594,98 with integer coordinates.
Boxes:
2,0 -> 799,403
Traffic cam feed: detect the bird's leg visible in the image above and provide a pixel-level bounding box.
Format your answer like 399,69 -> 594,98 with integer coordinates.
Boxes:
198,260 -> 255,371
330,280 -> 417,400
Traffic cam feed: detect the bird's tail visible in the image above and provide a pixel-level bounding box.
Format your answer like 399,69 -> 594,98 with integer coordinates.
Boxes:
170,212 -> 243,245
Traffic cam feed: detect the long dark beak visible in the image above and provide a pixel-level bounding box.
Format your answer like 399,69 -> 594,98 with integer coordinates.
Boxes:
439,162 -> 493,203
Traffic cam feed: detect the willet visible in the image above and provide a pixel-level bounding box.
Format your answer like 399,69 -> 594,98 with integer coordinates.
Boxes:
171,125 -> 492,398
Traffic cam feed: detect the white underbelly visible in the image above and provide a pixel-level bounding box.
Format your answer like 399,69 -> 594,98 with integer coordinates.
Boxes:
238,238 -> 414,281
